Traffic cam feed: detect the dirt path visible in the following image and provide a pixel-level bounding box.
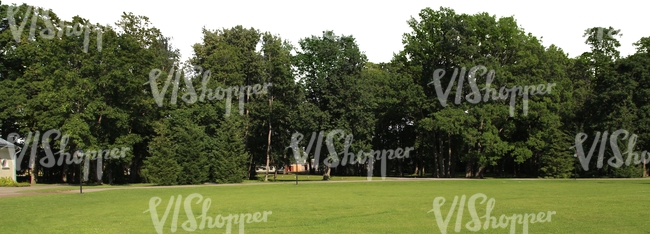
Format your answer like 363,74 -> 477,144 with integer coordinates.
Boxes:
0,185 -> 116,198
1,177 -> 648,198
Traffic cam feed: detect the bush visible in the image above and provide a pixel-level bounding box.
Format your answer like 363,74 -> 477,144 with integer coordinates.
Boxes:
0,177 -> 30,187
209,117 -> 249,184
141,156 -> 181,186
142,127 -> 182,186
611,165 -> 645,178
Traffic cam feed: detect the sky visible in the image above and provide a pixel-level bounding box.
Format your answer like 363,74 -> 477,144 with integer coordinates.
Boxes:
9,0 -> 646,64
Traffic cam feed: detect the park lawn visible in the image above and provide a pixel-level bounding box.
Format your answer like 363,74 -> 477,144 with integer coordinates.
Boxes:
16,175 -> 374,193
1,179 -> 649,233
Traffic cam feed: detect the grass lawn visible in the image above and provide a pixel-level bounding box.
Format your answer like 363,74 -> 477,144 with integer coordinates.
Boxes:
1,178 -> 649,233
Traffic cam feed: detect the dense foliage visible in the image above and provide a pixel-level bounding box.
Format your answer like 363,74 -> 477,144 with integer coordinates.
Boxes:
1,4 -> 648,185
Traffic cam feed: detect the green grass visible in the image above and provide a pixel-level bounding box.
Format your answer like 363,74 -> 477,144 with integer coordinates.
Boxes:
2,179 -> 650,233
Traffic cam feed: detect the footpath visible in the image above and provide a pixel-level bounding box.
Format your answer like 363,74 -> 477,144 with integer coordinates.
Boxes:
1,177 -> 647,198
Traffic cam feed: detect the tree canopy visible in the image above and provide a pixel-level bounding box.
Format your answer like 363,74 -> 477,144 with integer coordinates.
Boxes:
1,4 -> 649,185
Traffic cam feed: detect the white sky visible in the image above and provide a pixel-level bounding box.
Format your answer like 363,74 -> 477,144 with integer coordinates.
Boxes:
9,0 -> 646,64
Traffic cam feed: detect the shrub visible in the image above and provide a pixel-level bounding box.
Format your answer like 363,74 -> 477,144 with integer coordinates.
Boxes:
611,165 -> 644,178
141,156 -> 181,186
0,177 -> 30,187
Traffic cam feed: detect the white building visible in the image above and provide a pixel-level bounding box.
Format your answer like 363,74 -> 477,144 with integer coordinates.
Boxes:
0,138 -> 17,182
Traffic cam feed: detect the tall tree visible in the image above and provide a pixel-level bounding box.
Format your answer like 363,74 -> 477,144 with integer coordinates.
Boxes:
294,30 -> 370,179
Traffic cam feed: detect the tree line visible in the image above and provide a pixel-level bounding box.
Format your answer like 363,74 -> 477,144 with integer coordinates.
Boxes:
1,3 -> 648,185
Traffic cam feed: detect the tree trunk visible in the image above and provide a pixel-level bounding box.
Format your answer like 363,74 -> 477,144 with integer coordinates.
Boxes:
307,158 -> 312,175
245,126 -> 252,179
324,167 -> 331,180
438,137 -> 444,178
465,161 -> 473,178
264,96 -> 273,182
273,169 -> 277,182
447,133 -> 453,178
476,166 -> 485,179
247,155 -> 254,180
432,142 -> 437,177
29,158 -> 36,184
29,169 -> 35,184
62,163 -> 68,183
108,168 -> 113,184
641,156 -> 648,177
129,160 -> 138,183
367,156 -> 374,179
282,152 -> 288,175
246,87 -> 253,180
397,159 -> 404,177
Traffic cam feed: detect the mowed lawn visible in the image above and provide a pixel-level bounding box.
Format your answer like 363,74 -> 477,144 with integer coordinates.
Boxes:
1,179 -> 649,233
